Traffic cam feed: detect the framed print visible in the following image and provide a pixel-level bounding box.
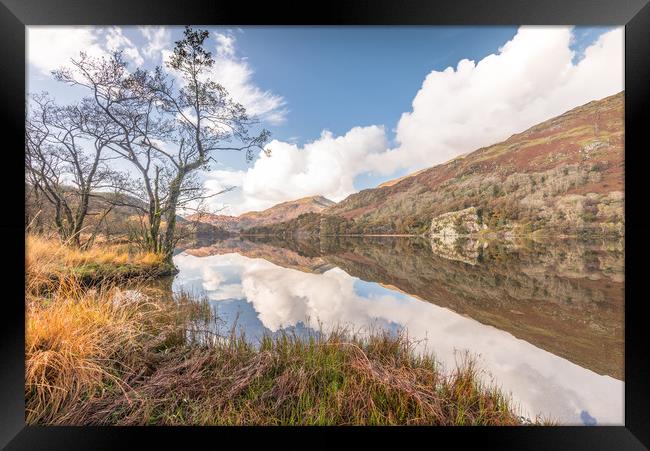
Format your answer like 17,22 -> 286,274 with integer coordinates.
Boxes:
1,0 -> 648,448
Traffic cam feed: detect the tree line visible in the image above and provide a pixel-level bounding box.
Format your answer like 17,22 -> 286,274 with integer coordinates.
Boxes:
25,26 -> 270,262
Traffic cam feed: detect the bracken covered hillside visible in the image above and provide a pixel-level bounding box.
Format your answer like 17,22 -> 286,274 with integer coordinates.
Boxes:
246,92 -> 624,237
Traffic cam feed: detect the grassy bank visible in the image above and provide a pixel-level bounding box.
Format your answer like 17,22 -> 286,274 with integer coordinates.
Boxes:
26,234 -> 175,292
26,279 -> 210,424
25,236 -> 542,426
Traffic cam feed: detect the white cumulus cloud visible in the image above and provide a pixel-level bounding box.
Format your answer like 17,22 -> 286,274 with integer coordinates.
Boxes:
373,26 -> 624,173
29,26 -> 624,217
201,26 -> 623,216
202,125 -> 387,215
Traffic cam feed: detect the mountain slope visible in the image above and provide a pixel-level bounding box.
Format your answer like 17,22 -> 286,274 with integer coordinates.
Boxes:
246,92 -> 624,237
188,195 -> 335,232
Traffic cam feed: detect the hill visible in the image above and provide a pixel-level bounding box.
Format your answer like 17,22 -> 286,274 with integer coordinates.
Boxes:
188,195 -> 335,232
26,187 -> 150,242
245,92 -> 624,238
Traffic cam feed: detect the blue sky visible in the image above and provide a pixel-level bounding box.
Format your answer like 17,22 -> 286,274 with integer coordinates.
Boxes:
234,27 -> 520,141
27,26 -> 623,214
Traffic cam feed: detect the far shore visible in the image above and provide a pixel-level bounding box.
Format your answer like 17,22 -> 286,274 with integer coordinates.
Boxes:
237,231 -> 624,240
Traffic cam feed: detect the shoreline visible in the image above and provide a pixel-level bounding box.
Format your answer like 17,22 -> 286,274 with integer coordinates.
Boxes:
25,233 -> 542,426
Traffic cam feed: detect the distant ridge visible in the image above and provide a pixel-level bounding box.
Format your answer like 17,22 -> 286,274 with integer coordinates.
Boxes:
188,195 -> 335,232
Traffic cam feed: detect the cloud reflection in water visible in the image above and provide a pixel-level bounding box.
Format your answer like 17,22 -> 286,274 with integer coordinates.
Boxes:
172,251 -> 623,425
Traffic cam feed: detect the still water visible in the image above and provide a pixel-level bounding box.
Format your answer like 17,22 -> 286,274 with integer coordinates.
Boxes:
171,235 -> 624,425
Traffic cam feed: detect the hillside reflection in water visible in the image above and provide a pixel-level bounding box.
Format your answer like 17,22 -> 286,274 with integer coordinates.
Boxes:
172,235 -> 624,425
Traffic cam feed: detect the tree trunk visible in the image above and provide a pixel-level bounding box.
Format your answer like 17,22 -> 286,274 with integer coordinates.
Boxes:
70,189 -> 92,247
148,209 -> 162,254
162,170 -> 185,262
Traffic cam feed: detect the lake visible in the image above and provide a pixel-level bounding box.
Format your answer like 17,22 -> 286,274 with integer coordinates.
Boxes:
170,235 -> 624,425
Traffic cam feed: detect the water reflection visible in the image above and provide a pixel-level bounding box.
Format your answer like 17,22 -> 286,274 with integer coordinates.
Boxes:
172,235 -> 624,425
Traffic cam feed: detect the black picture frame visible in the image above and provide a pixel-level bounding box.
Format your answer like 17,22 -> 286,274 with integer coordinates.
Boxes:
1,0 -> 648,449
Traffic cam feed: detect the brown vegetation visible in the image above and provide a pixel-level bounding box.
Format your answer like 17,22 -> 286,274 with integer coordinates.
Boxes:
60,331 -> 534,426
27,289 -> 533,425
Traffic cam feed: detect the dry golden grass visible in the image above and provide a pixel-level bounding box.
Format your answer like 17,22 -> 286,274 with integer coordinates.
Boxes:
26,288 -> 539,426
26,284 -> 144,423
26,233 -> 163,270
26,277 -> 537,426
25,277 -> 210,424
54,328 -> 535,426
26,234 -> 167,293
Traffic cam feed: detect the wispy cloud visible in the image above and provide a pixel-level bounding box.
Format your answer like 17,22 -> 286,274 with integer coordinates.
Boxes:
208,31 -> 288,125
105,26 -> 144,66
28,26 -> 147,75
139,26 -> 172,62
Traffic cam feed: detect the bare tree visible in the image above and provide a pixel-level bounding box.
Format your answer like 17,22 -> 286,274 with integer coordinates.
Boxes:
53,27 -> 270,262
148,26 -> 270,256
25,93 -> 115,247
53,52 -> 176,254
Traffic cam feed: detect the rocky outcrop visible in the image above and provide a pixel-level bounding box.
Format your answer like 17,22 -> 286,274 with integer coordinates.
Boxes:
429,207 -> 490,264
430,207 -> 486,241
